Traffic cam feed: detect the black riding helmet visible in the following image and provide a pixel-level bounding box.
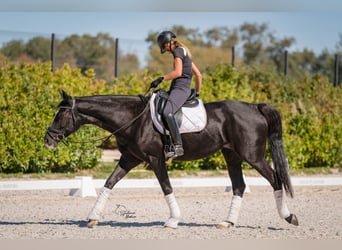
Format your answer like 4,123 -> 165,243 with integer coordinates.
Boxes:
157,31 -> 176,54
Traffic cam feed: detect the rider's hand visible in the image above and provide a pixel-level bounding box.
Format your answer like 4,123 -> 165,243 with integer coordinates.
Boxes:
150,76 -> 164,88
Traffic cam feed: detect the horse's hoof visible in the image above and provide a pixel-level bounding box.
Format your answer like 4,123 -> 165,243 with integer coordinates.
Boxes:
87,219 -> 99,228
216,221 -> 234,229
285,214 -> 299,226
163,218 -> 179,229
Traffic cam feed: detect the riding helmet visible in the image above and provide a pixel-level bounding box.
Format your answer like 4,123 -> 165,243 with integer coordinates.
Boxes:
157,31 -> 176,54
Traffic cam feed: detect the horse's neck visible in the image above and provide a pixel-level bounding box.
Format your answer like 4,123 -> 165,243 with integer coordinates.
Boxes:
76,95 -> 144,131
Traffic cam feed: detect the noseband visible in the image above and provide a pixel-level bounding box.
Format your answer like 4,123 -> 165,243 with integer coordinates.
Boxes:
46,98 -> 77,144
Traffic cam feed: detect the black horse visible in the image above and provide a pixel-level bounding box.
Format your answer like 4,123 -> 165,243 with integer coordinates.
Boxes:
44,90 -> 298,229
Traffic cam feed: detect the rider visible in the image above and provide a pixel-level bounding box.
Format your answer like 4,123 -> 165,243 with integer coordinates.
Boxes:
150,30 -> 202,158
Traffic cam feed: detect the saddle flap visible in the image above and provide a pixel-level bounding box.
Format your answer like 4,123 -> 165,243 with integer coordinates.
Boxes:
150,91 -> 207,135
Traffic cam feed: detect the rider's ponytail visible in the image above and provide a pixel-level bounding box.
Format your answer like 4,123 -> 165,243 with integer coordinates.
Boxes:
173,40 -> 192,59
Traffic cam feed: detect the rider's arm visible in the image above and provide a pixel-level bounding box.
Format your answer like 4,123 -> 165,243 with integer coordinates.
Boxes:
192,62 -> 202,96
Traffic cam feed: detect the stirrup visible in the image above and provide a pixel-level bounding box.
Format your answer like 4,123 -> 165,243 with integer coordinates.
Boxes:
174,145 -> 184,157
164,144 -> 175,160
164,144 -> 184,160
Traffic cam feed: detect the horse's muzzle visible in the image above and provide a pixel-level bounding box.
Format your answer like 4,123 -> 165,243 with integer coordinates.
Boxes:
44,133 -> 58,149
44,127 -> 61,149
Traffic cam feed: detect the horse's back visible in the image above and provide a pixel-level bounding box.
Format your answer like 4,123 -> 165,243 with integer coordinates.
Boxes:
204,99 -> 269,148
204,99 -> 265,121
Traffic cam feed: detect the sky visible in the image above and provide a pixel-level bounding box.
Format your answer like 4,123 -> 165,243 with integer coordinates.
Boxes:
0,1 -> 341,65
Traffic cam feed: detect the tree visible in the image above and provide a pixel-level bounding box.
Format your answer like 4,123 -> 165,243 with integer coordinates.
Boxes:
312,49 -> 335,82
58,33 -> 139,81
25,36 -> 51,61
0,33 -> 140,81
239,22 -> 269,64
288,48 -> 317,78
221,29 -> 239,49
0,40 -> 26,60
145,25 -> 240,73
266,34 -> 295,73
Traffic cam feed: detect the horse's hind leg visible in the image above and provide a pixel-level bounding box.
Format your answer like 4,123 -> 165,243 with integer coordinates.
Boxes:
217,148 -> 245,229
248,158 -> 298,226
87,154 -> 141,228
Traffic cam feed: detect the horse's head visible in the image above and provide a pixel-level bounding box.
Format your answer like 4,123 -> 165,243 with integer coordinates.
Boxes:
44,90 -> 79,149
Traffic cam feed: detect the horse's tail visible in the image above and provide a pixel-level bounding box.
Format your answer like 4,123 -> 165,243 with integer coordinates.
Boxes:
258,103 -> 294,198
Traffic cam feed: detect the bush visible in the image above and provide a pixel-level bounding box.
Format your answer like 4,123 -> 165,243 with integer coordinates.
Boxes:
0,62 -> 107,173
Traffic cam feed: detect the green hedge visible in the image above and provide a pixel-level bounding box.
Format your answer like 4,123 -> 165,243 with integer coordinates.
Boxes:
0,62 -> 108,173
1,62 -> 341,173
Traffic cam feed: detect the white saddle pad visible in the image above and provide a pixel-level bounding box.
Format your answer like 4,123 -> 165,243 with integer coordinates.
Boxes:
150,93 -> 207,135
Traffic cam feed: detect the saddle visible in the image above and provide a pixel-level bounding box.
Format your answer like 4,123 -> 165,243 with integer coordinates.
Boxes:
150,89 -> 207,135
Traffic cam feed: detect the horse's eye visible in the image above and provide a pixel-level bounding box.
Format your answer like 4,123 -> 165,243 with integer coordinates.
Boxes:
57,134 -> 65,140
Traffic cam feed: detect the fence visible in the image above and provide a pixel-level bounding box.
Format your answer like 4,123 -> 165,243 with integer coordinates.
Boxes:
1,175 -> 341,197
0,30 -> 149,81
0,30 -> 341,86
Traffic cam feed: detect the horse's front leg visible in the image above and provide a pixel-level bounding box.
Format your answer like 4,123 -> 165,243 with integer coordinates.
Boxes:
87,154 -> 141,228
148,155 -> 181,229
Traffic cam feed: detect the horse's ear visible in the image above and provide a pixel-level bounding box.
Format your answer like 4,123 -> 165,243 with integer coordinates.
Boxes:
59,90 -> 71,102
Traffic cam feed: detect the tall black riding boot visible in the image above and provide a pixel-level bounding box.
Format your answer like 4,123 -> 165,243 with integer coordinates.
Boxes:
165,113 -> 184,158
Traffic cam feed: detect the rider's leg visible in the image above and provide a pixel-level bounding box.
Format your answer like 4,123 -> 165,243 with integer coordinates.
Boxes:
164,112 -> 184,157
162,88 -> 189,158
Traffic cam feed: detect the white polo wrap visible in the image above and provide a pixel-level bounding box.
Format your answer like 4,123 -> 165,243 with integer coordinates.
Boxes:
274,190 -> 290,219
226,195 -> 243,225
165,192 -> 181,219
87,187 -> 110,220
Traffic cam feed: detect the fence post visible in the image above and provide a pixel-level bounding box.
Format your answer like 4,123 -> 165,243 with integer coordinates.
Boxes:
50,33 -> 55,72
284,50 -> 288,77
334,54 -> 339,87
231,46 -> 235,67
114,38 -> 119,78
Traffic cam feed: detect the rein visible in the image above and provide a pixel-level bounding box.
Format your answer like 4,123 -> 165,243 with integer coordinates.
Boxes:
47,96 -> 151,146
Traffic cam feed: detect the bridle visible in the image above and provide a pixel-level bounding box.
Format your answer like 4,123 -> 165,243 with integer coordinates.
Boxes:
46,95 -> 151,146
46,97 -> 78,145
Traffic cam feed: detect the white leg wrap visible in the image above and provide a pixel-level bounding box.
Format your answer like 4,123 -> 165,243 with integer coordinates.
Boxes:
164,193 -> 181,228
274,190 -> 290,219
226,195 -> 243,225
87,187 -> 110,220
